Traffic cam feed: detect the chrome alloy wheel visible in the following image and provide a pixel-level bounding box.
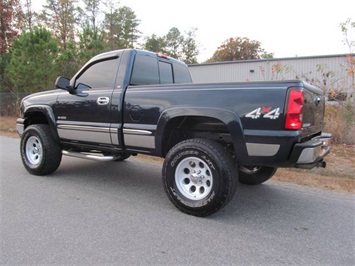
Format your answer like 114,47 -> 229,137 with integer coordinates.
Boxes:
25,136 -> 43,165
175,157 -> 213,200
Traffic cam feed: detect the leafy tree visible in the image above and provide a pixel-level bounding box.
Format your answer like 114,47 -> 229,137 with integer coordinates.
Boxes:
165,27 -> 184,59
81,0 -> 101,33
340,18 -> 355,102
260,51 -> 274,59
207,37 -> 273,62
181,28 -> 198,64
78,25 -> 107,63
0,0 -> 23,93
6,27 -> 60,93
0,52 -> 12,92
141,34 -> 166,53
116,6 -> 140,48
56,41 -> 81,78
22,0 -> 36,31
103,0 -> 119,50
40,0 -> 78,50
340,18 -> 355,54
141,27 -> 199,63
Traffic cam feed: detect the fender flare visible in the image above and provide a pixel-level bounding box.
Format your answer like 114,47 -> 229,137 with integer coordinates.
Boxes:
23,105 -> 60,142
155,107 -> 247,160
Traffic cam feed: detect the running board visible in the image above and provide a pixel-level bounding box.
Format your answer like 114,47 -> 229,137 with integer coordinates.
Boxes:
62,150 -> 115,162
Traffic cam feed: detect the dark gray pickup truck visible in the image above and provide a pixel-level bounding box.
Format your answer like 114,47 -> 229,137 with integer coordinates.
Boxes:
17,49 -> 331,216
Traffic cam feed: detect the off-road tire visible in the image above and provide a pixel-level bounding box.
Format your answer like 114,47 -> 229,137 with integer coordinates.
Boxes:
162,138 -> 237,217
20,124 -> 62,175
238,166 -> 277,185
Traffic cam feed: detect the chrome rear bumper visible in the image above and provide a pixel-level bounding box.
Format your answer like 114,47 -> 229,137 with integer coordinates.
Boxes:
290,133 -> 331,169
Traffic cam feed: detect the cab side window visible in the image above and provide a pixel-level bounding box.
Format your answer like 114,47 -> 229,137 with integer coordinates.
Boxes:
75,58 -> 118,88
131,55 -> 159,85
130,54 -> 189,85
159,61 -> 173,84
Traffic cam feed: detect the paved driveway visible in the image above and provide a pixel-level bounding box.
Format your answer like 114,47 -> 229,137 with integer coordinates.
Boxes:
1,136 -> 354,265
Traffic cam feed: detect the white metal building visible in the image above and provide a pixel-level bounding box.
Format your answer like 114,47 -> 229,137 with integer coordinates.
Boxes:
189,54 -> 354,96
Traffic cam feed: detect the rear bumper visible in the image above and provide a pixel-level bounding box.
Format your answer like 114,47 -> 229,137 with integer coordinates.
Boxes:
290,133 -> 331,169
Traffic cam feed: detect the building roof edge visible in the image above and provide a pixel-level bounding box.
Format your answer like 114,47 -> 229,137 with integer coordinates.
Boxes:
189,54 -> 355,67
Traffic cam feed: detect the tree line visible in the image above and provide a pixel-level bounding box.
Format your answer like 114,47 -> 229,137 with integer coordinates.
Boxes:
1,0 -> 275,95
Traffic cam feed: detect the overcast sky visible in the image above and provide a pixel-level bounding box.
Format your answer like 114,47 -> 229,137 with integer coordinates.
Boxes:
33,0 -> 355,62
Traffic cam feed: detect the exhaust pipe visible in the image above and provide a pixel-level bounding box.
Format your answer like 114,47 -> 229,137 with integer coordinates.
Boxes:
62,150 -> 116,162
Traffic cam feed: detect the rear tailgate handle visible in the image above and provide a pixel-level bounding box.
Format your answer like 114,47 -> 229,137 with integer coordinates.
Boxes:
97,97 -> 110,105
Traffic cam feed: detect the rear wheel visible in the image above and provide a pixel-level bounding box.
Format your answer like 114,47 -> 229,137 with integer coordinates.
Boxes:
20,124 -> 62,175
238,166 -> 277,185
162,138 -> 237,217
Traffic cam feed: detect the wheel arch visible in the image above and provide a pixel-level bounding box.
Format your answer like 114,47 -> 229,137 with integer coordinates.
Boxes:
155,107 -> 247,160
23,105 -> 59,141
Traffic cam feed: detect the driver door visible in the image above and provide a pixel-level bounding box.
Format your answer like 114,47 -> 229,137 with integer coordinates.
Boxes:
54,57 -> 120,145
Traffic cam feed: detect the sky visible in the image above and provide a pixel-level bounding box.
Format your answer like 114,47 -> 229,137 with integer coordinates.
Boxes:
33,0 -> 355,62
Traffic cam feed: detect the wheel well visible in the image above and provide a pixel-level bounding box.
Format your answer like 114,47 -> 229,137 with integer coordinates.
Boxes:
24,112 -> 49,129
161,116 -> 234,157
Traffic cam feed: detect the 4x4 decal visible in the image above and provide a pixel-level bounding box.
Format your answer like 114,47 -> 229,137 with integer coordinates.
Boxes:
245,107 -> 281,120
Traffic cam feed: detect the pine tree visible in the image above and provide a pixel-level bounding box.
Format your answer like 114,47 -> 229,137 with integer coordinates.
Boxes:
181,28 -> 198,64
6,27 -> 60,93
103,5 -> 141,49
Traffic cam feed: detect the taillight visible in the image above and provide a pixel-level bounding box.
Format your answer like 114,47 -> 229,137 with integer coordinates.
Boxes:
285,89 -> 304,130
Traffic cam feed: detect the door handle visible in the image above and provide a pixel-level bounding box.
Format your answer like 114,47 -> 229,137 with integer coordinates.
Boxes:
97,97 -> 110,105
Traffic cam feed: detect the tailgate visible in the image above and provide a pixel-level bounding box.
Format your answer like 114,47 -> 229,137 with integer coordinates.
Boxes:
299,81 -> 325,139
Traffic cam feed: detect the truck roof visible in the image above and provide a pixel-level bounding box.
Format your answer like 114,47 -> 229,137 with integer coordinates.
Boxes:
89,48 -> 186,66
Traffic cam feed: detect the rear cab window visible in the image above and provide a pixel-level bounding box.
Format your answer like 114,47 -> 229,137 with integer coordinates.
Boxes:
173,62 -> 192,83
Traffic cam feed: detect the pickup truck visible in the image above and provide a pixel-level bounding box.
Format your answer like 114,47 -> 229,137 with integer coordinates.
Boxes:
17,49 -> 331,216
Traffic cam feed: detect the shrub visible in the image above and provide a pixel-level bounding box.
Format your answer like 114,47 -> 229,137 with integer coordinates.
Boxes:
324,103 -> 355,145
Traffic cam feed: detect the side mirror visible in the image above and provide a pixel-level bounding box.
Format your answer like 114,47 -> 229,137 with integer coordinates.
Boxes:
55,76 -> 70,90
75,83 -> 91,97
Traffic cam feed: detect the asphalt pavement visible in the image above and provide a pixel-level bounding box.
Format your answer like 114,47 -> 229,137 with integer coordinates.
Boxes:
1,136 -> 354,265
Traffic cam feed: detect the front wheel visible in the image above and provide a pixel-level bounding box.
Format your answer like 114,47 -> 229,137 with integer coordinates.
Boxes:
238,166 -> 277,185
20,124 -> 62,175
162,139 -> 237,217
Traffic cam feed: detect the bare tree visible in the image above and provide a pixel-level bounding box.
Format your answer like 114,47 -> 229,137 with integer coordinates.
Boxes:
340,18 -> 355,102
0,0 -> 22,54
40,0 -> 78,50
